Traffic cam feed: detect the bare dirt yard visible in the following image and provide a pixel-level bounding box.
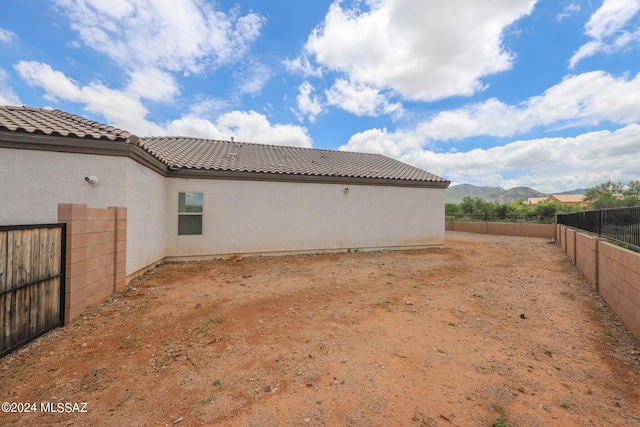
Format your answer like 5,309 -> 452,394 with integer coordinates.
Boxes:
1,231 -> 640,427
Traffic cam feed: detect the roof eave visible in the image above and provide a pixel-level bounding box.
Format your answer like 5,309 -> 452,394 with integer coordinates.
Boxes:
0,130 -> 450,188
167,167 -> 450,188
0,131 -> 168,176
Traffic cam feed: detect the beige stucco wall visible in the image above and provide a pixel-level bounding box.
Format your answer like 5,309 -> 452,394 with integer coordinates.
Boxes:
1,147 -> 446,274
0,148 -> 166,276
0,148 -> 128,223
164,178 -> 445,258
124,160 -> 167,275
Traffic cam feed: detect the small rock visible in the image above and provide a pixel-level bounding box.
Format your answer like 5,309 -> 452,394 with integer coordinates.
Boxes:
264,385 -> 272,392
173,416 -> 184,424
422,416 -> 437,425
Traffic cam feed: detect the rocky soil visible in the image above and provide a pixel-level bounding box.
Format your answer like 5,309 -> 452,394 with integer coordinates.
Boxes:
1,231 -> 639,427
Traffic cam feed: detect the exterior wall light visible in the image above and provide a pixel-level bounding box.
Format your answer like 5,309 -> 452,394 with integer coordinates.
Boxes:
344,187 -> 350,193
85,175 -> 100,186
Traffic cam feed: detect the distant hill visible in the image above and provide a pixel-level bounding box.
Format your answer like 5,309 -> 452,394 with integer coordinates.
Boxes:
556,189 -> 588,195
445,184 -> 506,204
445,184 -> 585,204
491,187 -> 547,203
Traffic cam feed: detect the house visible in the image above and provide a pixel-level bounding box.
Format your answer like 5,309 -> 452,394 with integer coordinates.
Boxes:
547,194 -> 587,207
0,106 -> 450,283
526,197 -> 547,205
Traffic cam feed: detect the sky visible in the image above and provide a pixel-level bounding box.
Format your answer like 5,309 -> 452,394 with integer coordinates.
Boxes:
1,0 -> 639,193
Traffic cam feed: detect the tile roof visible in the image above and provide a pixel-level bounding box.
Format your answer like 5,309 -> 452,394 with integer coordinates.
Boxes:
140,136 -> 448,182
0,105 -> 448,184
549,194 -> 586,203
0,105 -> 136,142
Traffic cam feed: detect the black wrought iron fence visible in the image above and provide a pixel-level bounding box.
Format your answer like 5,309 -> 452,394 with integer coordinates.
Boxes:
556,206 -> 640,250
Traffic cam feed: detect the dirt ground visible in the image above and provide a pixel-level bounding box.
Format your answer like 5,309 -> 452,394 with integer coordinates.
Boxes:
1,231 -> 639,427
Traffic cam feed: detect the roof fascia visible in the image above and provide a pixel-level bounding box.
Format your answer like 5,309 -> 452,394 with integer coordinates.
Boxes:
168,168 -> 450,189
0,131 -> 168,176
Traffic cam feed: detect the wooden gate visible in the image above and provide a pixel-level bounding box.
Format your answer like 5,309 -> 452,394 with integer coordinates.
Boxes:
0,224 -> 65,357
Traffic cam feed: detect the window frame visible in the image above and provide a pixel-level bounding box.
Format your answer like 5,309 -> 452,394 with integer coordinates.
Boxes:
178,191 -> 203,236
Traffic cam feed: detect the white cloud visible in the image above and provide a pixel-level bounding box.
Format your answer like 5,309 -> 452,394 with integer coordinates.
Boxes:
569,0 -> 640,68
417,71 -> 640,140
13,61 -> 312,146
325,79 -> 402,117
52,0 -> 265,73
165,110 -> 313,147
283,55 -> 323,78
557,3 -> 580,21
214,110 -> 313,147
127,68 -> 179,102
339,127 -> 417,158
188,98 -> 237,120
233,59 -> 272,96
164,114 -> 225,139
341,124 -> 640,193
14,61 -> 165,134
0,28 -> 16,44
295,81 -> 323,123
337,68 -> 640,192
0,69 -> 20,105
302,0 -> 537,101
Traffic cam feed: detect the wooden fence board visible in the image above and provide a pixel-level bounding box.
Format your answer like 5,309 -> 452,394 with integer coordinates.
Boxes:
0,225 -> 64,357
0,231 -> 6,292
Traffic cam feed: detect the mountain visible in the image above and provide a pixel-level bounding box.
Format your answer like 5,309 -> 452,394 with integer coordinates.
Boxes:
490,187 -> 547,203
556,189 -> 588,195
444,184 -> 506,204
445,184 -> 575,204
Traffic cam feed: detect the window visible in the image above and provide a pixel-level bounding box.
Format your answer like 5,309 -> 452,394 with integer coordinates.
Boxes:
178,192 -> 203,235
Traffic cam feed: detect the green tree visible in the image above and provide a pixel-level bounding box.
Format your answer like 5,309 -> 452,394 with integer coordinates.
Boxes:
459,197 -> 495,218
494,203 -> 510,220
622,180 -> 640,207
445,203 -> 460,217
626,180 -> 640,195
584,181 -> 624,208
534,201 -> 560,219
584,180 -> 640,209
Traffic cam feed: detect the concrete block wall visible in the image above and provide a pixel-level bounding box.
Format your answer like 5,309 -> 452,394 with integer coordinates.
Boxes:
566,228 -> 577,264
445,222 -> 488,234
598,242 -> 640,341
557,224 -> 566,251
58,203 -> 127,323
575,233 -> 599,289
446,221 -> 555,239
557,225 -> 640,342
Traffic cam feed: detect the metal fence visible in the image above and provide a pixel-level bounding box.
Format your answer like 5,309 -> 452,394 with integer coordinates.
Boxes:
556,206 -> 640,250
446,214 -> 556,224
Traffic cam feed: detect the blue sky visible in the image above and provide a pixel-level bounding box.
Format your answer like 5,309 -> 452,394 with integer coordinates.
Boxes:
1,0 -> 639,193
